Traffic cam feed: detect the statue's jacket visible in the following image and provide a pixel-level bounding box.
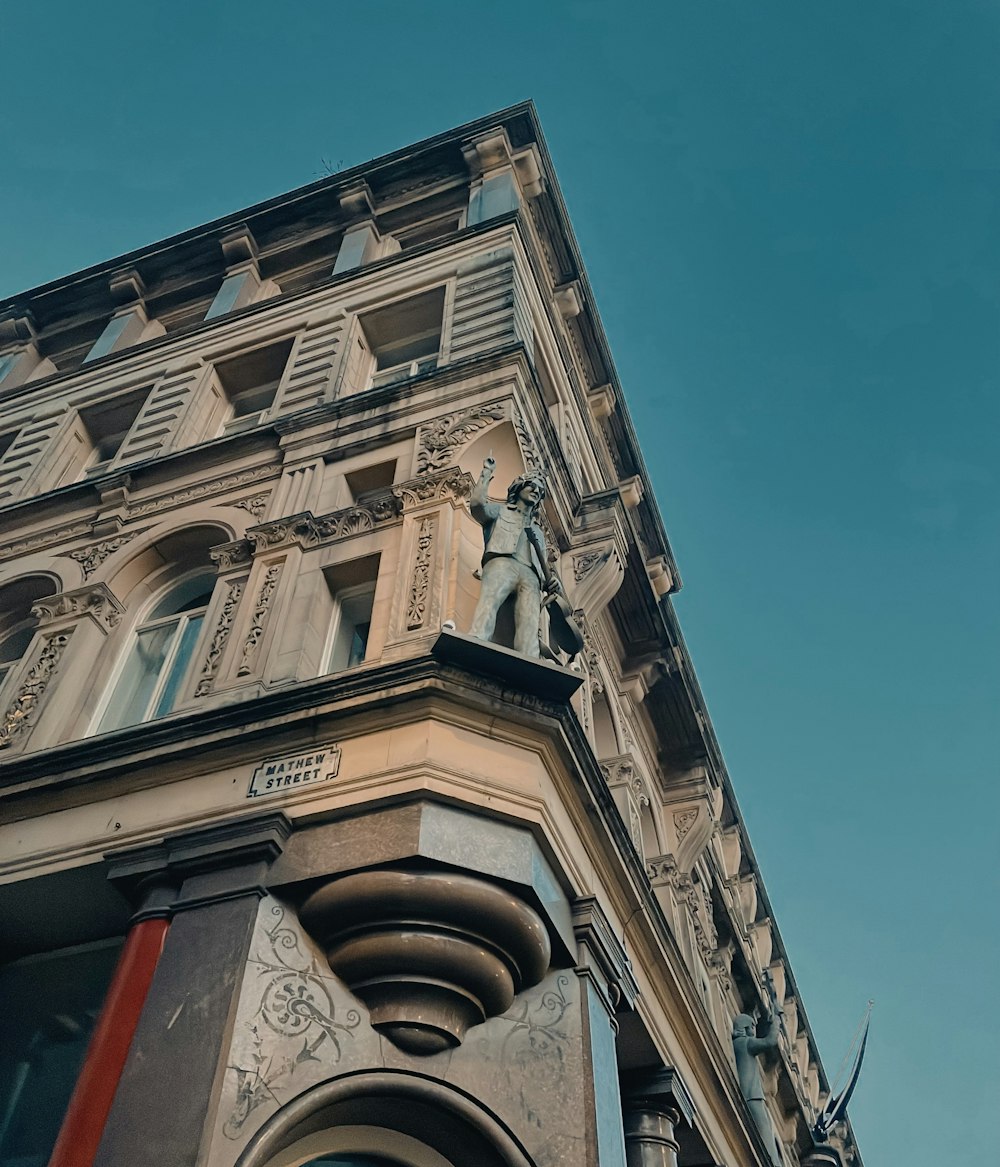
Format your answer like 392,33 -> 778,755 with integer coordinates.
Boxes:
471,496 -> 548,583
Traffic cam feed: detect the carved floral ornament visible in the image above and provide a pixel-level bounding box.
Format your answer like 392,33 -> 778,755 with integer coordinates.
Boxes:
416,401 -> 507,474
0,631 -> 72,749
30,583 -> 125,633
406,515 -> 435,631
237,563 -> 282,677
195,578 -> 245,697
68,531 -> 141,580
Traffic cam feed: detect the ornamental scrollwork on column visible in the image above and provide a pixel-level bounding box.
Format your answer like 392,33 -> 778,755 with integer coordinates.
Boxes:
0,631 -> 73,749
406,516 -> 435,631
195,578 -> 246,696
237,565 -> 282,677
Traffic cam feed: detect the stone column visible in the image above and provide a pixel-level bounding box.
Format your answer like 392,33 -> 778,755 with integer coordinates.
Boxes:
92,813 -> 290,1167
47,881 -> 171,1167
621,1069 -> 695,1167
623,1105 -> 681,1167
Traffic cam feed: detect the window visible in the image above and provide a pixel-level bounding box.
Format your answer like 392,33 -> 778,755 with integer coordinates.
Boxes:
57,387 -> 149,483
0,939 -> 122,1167
0,428 -> 17,463
344,460 -> 396,502
96,571 -> 213,733
0,576 -> 56,692
349,288 -> 445,394
214,337 -> 294,434
323,555 -> 380,674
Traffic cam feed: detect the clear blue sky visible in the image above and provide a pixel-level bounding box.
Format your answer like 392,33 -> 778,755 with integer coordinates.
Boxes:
3,3 -> 997,1162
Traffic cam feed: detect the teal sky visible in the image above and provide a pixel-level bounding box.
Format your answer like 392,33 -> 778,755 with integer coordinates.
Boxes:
2,2 -> 997,1162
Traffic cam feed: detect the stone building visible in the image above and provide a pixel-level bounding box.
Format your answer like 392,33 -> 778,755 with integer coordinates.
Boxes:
0,105 -> 862,1167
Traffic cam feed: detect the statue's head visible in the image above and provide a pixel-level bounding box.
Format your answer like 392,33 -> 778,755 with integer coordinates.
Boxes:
507,473 -> 547,512
732,1013 -> 756,1038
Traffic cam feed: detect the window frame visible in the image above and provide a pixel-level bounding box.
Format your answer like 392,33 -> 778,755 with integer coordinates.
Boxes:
90,569 -> 215,735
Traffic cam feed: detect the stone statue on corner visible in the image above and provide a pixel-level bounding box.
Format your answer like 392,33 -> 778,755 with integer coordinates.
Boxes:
732,1010 -> 785,1167
468,456 -> 562,658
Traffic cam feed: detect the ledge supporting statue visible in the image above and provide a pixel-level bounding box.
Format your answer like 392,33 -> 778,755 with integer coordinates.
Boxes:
467,456 -> 563,659
732,1010 -> 785,1167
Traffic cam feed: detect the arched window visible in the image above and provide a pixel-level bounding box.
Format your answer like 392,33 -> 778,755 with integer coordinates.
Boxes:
0,575 -> 57,692
95,570 -> 214,733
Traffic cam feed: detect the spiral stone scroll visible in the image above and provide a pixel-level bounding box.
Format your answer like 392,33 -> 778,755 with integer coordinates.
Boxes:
299,867 -> 551,1055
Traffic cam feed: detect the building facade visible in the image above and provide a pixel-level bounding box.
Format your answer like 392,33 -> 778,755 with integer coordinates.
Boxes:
0,106 -> 862,1167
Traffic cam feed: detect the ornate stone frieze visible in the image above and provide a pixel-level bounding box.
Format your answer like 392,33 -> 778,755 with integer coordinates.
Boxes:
0,631 -> 72,749
68,531 -> 140,579
237,564 -> 282,676
126,462 -> 281,519
391,467 -> 474,511
406,516 -> 435,631
30,582 -> 125,632
0,522 -> 92,564
299,866 -> 551,1055
246,491 -> 400,555
416,401 -> 506,474
195,578 -> 245,696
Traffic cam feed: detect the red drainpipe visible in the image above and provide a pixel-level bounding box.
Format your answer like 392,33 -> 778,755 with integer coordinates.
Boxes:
47,915 -> 169,1167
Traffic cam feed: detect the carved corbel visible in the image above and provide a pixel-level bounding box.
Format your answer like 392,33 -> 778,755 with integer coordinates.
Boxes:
586,383 -> 616,421
31,582 -> 125,634
300,866 -> 551,1055
206,225 -> 278,318
601,752 -> 654,860
572,895 -> 640,1017
570,487 -> 629,617
0,306 -> 55,387
660,764 -> 719,874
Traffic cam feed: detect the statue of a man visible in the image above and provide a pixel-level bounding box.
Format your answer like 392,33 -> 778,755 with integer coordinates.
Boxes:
468,457 -> 561,658
732,1011 -> 784,1167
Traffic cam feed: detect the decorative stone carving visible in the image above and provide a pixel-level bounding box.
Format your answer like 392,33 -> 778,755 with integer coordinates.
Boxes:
246,492 -> 399,555
391,467 -> 473,511
127,462 -> 281,518
299,866 -> 551,1055
416,401 -> 506,474
406,516 -> 435,630
210,540 -> 253,571
573,549 -> 609,582
195,578 -> 245,696
233,494 -> 270,521
511,410 -> 543,474
68,531 -> 139,579
0,631 -> 72,748
673,808 -> 698,842
0,522 -> 92,564
30,582 -> 125,632
237,564 -> 282,676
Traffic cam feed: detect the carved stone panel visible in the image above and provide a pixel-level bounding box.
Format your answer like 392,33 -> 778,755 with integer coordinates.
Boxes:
0,630 -> 73,749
